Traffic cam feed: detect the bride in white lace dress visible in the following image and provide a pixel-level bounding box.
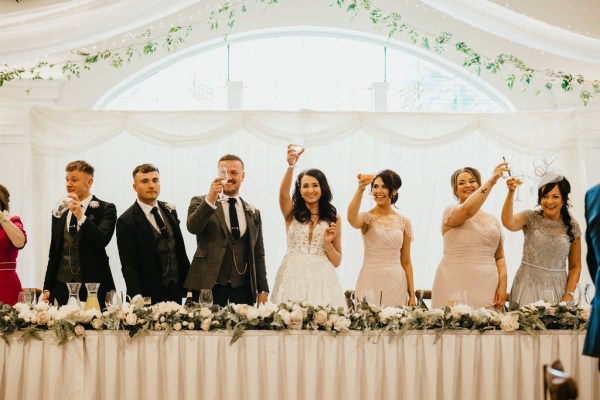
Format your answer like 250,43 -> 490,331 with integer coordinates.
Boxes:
271,146 -> 344,307
347,170 -> 416,307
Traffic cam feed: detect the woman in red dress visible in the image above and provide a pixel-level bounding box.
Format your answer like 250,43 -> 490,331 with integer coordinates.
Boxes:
0,184 -> 27,306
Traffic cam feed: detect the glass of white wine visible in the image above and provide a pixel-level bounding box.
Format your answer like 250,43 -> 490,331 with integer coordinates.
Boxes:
290,136 -> 305,168
217,167 -> 229,202
511,172 -> 525,202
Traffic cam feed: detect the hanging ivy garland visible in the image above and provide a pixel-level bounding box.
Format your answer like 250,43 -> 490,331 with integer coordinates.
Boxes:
2,0 -> 599,105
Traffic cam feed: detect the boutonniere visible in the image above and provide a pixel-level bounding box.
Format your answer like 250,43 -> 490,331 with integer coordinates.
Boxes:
89,200 -> 100,209
244,203 -> 256,216
165,203 -> 176,212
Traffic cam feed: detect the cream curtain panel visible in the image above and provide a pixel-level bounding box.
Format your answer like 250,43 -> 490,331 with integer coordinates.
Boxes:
1,331 -> 598,400
27,106 -> 593,295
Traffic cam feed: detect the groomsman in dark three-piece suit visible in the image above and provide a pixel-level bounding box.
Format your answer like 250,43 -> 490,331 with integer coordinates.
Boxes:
185,154 -> 269,306
42,160 -> 117,308
583,182 -> 600,371
116,164 -> 190,304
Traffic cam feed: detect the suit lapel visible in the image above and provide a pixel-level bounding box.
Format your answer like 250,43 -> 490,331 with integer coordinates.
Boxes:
214,200 -> 231,239
132,201 -> 158,247
240,198 -> 256,246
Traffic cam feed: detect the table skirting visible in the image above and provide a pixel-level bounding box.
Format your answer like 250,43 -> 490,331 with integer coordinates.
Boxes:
0,330 -> 598,400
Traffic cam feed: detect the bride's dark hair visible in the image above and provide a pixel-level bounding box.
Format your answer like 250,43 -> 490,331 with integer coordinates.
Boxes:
292,169 -> 337,224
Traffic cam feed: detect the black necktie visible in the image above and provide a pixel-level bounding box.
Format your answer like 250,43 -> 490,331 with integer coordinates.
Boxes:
151,207 -> 169,238
69,213 -> 78,237
228,198 -> 240,240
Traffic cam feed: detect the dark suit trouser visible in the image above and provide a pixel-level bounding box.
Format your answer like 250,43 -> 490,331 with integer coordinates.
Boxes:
155,281 -> 183,304
211,283 -> 253,306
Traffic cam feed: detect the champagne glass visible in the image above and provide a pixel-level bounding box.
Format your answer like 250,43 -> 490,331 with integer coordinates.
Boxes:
217,167 -> 229,203
17,290 -> 32,304
200,289 -> 213,307
447,290 -> 467,307
142,296 -> 152,306
512,173 -> 525,202
359,173 -> 376,199
290,136 -> 304,168
359,289 -> 374,305
52,194 -> 72,218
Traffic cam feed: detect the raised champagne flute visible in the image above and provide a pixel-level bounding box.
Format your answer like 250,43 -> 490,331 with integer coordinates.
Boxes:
217,167 -> 229,203
290,136 -> 304,168
512,173 -> 524,202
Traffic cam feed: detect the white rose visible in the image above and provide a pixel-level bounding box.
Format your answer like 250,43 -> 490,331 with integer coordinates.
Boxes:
188,322 -> 195,330
334,316 -> 351,331
199,307 -> 212,318
500,312 -> 520,331
327,313 -> 339,324
580,306 -> 591,321
235,304 -> 249,318
173,322 -> 182,331
278,309 -> 291,325
201,318 -> 211,331
547,307 -> 557,316
177,308 -> 188,315
289,309 -> 304,329
91,318 -> 104,330
125,313 -> 138,325
154,322 -> 162,331
161,322 -> 168,329
47,320 -> 54,328
246,307 -> 260,321
74,324 -> 85,336
37,311 -> 50,325
258,302 -> 279,318
314,310 -> 328,325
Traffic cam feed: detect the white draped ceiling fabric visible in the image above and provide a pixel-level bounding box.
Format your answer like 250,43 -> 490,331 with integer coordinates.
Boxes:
0,0 -> 203,61
28,105 -> 593,296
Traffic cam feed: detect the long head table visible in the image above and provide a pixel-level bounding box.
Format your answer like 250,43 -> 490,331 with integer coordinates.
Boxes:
0,330 -> 597,400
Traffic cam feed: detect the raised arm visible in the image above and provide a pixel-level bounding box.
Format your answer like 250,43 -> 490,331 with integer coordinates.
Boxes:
445,163 -> 508,227
501,178 -> 527,231
280,145 -> 303,222
0,212 -> 26,249
347,174 -> 372,230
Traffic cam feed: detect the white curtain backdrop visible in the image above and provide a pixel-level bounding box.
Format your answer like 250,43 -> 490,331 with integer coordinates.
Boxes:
26,105 -> 594,299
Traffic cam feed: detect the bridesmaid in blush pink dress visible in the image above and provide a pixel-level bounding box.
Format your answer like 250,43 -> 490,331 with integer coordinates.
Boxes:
431,165 -> 509,310
348,170 -> 415,307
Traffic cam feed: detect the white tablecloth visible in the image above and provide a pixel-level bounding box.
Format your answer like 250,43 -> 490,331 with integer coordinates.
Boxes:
0,330 -> 597,400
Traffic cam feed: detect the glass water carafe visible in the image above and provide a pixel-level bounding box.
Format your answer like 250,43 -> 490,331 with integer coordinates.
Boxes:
576,283 -> 591,307
84,282 -> 101,311
66,282 -> 82,309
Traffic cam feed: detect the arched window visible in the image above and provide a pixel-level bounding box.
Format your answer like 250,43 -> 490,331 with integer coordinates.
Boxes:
100,29 -> 512,112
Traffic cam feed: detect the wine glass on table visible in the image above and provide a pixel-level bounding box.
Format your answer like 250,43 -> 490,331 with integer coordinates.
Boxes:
200,289 -> 213,308
217,167 -> 229,203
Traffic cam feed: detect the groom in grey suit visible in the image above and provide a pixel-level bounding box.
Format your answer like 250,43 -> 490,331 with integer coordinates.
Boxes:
185,154 -> 269,306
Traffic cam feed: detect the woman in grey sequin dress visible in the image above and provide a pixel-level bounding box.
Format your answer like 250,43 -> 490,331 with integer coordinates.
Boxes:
501,176 -> 582,307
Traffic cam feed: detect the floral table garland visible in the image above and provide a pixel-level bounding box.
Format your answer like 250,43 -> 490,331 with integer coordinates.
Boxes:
0,299 -> 590,346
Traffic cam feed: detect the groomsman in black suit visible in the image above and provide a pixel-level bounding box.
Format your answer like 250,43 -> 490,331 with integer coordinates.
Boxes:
42,160 -> 117,308
583,182 -> 600,370
185,154 -> 269,306
117,164 -> 190,303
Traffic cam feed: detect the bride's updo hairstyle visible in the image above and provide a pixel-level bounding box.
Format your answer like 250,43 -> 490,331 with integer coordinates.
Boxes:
292,169 -> 337,224
450,167 -> 481,200
372,169 -> 402,205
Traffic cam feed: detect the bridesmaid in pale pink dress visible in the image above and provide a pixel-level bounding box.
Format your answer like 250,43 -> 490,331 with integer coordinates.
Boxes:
431,164 -> 509,309
348,170 -> 415,307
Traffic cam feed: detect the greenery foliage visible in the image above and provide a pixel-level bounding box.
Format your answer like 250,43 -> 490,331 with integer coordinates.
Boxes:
2,0 -> 599,105
0,299 -> 590,346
